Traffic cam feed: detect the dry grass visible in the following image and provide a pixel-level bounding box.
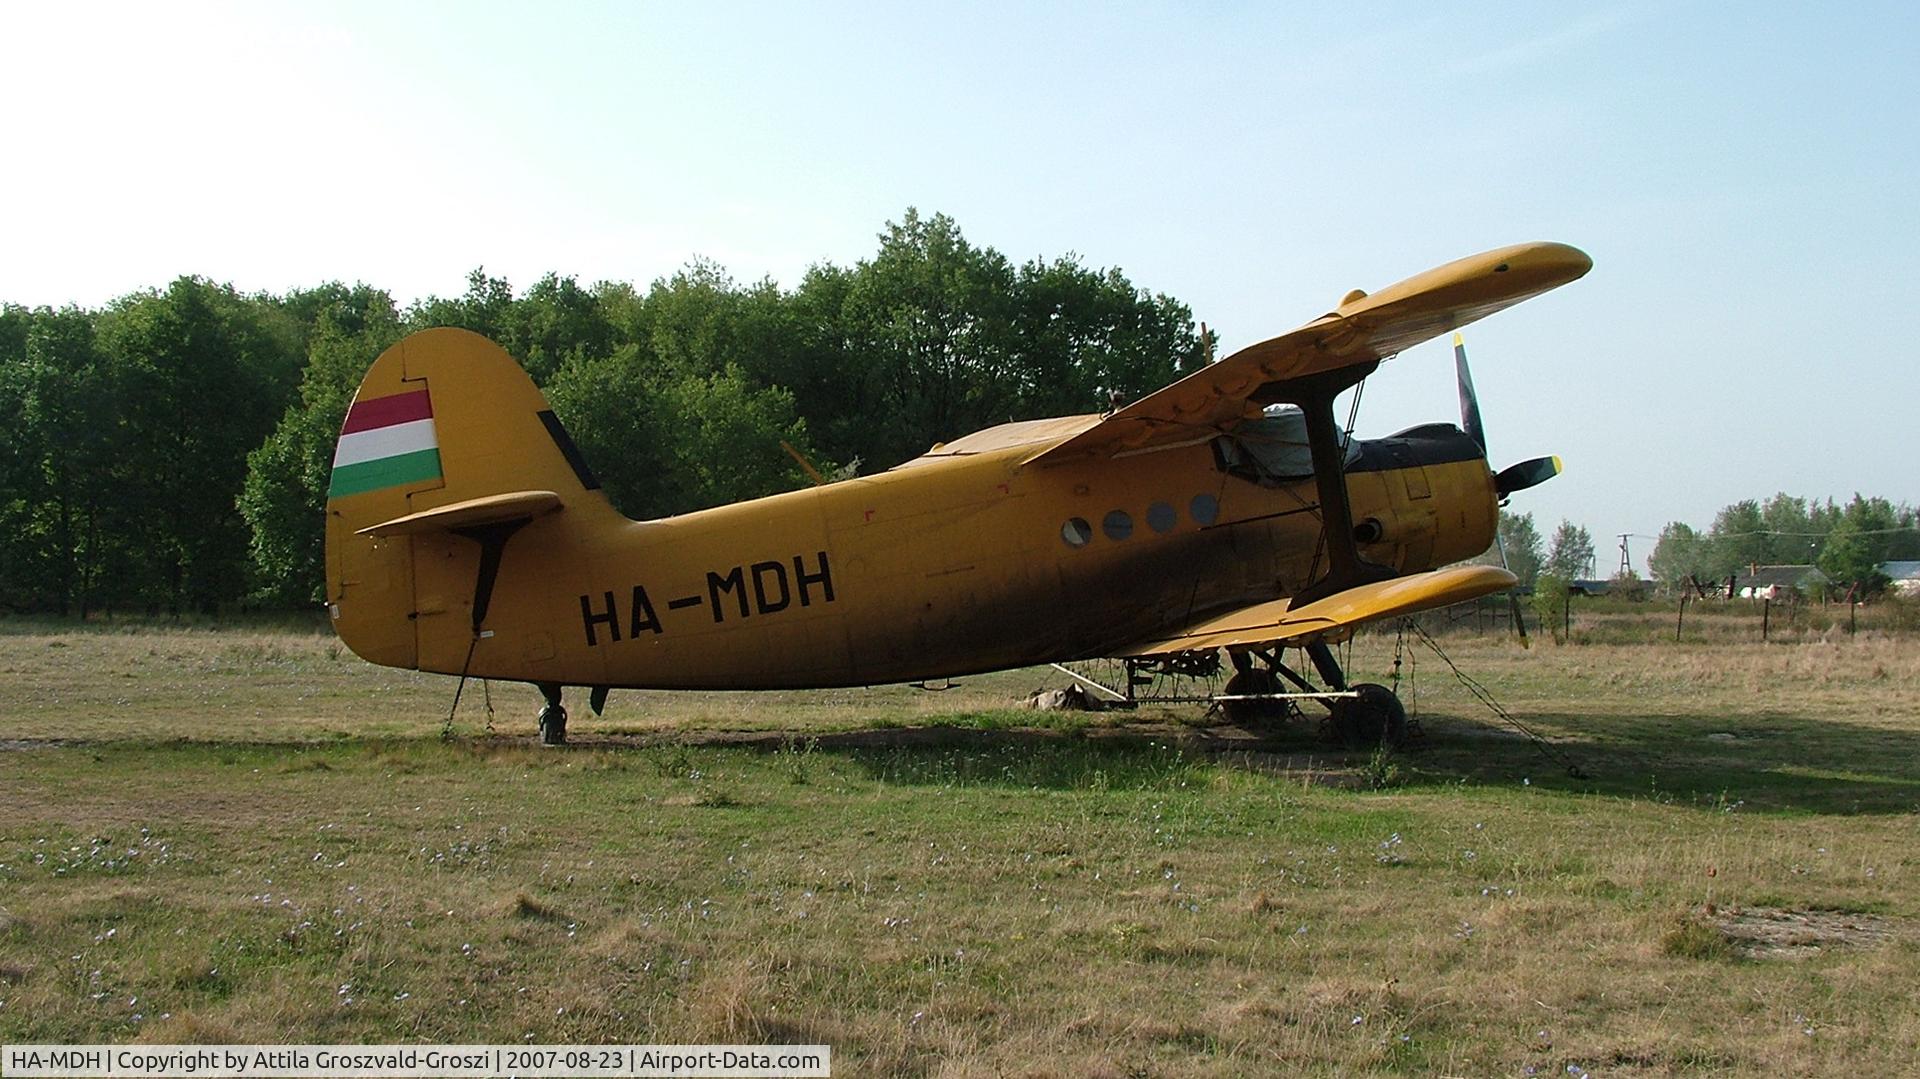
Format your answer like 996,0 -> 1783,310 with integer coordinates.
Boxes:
0,616 -> 1105,743
0,614 -> 1917,1073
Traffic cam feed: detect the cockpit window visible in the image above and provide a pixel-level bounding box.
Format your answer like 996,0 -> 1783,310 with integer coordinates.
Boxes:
1211,406 -> 1359,486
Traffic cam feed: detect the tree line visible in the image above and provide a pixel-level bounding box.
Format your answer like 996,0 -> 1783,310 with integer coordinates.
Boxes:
1648,494 -> 1919,595
1,210 -> 1204,615
1492,496 -> 1916,599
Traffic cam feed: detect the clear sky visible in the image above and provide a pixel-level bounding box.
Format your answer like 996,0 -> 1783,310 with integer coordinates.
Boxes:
6,2 -> 1916,569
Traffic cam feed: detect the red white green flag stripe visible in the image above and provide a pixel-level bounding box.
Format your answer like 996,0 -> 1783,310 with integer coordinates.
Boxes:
329,388 -> 442,498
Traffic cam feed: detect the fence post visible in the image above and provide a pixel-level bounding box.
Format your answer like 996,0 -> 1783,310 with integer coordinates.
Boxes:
1676,594 -> 1687,641
1762,597 -> 1771,642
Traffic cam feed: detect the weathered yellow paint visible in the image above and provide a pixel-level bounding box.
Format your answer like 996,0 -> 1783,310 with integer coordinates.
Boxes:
358,490 -> 563,537
1030,242 -> 1593,466
324,243 -> 1589,693
1115,564 -> 1519,655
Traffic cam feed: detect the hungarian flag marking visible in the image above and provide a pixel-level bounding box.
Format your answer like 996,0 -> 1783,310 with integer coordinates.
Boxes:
328,388 -> 442,498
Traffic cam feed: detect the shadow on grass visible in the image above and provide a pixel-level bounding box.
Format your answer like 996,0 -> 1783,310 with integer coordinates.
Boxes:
568,705 -> 1920,814
591,726 -> 1214,792
17,702 -> 1917,814
1402,709 -> 1920,816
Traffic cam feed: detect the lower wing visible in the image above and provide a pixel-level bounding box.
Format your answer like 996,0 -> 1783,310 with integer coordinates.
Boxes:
1114,565 -> 1517,656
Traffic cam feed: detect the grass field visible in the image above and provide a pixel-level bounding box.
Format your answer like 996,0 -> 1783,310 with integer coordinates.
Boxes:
1,614 -> 1917,1075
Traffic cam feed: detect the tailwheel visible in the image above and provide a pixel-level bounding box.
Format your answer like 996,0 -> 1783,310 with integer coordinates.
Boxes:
538,704 -> 568,746
535,682 -> 568,746
1330,683 -> 1407,749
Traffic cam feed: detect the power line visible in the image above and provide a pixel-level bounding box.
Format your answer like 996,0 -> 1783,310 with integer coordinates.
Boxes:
1706,527 -> 1920,538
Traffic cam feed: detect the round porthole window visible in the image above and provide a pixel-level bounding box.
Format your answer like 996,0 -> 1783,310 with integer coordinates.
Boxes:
1146,501 -> 1177,534
1061,517 -> 1093,548
1103,509 -> 1134,541
1190,493 -> 1220,526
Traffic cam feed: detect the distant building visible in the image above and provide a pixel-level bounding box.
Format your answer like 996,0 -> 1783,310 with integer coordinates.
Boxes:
1568,578 -> 1655,598
1879,561 -> 1920,597
1732,564 -> 1828,600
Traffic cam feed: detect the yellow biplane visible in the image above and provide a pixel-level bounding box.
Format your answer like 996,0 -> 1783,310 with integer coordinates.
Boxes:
325,242 -> 1590,744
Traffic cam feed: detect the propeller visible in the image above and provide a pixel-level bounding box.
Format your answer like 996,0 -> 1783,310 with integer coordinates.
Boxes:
1452,333 -> 1562,500
1496,455 -> 1562,498
1453,332 -> 1562,646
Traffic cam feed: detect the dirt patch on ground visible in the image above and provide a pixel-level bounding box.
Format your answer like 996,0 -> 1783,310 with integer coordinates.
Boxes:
1715,906 -> 1906,959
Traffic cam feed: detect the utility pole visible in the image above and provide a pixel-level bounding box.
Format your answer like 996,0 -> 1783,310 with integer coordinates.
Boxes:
1617,533 -> 1633,577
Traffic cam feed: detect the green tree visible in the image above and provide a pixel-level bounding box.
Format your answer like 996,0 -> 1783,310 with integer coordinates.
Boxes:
1884,502 -> 1920,562
629,262 -> 800,394
1531,572 -> 1572,644
1759,493 -> 1819,565
1648,521 -> 1711,591
791,209 -> 1201,470
839,209 -> 1021,465
275,282 -> 401,357
96,277 -> 304,613
545,347 -> 815,519
1006,254 -> 1205,417
1818,494 -> 1899,595
495,273 -> 619,384
1704,499 -> 1768,579
1544,520 -> 1594,580
407,268 -> 516,343
0,306 -> 50,609
1495,510 -> 1544,587
8,307 -> 119,614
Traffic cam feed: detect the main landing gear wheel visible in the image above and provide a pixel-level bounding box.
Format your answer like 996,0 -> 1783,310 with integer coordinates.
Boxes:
1330,683 -> 1406,749
536,682 -> 568,746
1221,667 -> 1291,726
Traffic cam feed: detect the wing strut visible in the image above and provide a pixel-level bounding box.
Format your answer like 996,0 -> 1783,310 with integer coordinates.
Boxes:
1253,360 -> 1396,608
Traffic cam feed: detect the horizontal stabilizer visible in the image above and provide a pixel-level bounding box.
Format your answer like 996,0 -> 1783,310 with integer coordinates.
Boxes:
1115,564 -> 1518,656
356,490 -> 563,537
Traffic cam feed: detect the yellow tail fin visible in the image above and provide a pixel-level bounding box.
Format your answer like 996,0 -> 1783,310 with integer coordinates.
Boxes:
324,328 -> 619,670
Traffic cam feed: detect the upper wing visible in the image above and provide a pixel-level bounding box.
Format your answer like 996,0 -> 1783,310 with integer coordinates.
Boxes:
1025,242 -> 1591,467
1113,564 -> 1517,656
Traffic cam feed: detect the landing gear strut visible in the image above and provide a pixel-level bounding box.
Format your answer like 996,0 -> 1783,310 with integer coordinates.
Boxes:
536,682 -> 567,746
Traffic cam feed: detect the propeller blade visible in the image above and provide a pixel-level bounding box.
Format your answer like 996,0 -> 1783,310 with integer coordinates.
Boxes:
1460,334 -> 1532,646
1495,455 -> 1562,498
1453,332 -> 1486,453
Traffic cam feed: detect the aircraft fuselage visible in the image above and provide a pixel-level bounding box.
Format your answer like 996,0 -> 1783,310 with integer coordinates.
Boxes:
401,425 -> 1497,689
